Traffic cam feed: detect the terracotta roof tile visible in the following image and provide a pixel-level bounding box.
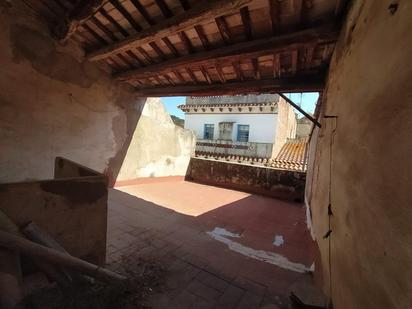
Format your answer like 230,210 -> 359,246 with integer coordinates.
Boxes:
272,138 -> 308,171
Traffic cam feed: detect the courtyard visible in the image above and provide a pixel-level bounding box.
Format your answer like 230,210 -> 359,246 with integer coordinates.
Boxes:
107,178 -> 316,308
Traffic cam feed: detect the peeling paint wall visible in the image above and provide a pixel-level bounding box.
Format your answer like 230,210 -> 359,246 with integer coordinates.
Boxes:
0,1 -> 144,185
117,98 -> 196,180
307,1 -> 412,308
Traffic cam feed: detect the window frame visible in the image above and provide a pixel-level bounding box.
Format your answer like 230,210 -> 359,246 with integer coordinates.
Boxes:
237,124 -> 250,142
203,124 -> 214,140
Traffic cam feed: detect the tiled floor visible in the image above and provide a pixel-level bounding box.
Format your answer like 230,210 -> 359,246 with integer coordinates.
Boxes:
107,179 -> 316,309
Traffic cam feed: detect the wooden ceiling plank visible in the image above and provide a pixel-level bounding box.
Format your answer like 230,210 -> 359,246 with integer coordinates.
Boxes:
232,61 -> 244,81
99,7 -> 129,38
155,0 -> 173,18
251,58 -> 261,80
291,49 -> 298,74
305,45 -> 315,69
114,24 -> 338,80
200,66 -> 212,84
82,23 -> 108,45
109,0 -> 142,32
149,41 -> 166,60
240,6 -> 253,40
194,25 -> 210,50
162,37 -> 180,56
126,50 -> 145,67
178,31 -> 195,54
173,70 -> 185,83
269,0 -> 281,35
186,68 -> 198,84
87,0 -> 253,61
134,74 -> 325,96
90,16 -> 118,42
117,53 -> 134,67
153,75 -> 164,85
163,74 -> 176,85
215,64 -> 226,83
273,53 -> 280,78
129,0 -> 155,25
137,46 -> 155,64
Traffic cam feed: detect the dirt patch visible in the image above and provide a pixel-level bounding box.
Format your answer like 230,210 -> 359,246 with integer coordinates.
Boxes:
21,257 -> 166,309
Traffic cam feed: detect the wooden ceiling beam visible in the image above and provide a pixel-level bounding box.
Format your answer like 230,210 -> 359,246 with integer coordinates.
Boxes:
269,0 -> 281,35
240,6 -> 253,40
109,0 -> 142,32
114,24 -> 338,81
53,0 -> 105,41
87,0 -> 253,61
251,58 -> 261,80
130,0 -> 155,25
134,73 -> 325,96
99,7 -> 129,37
194,25 -> 210,50
178,31 -> 195,54
215,16 -> 232,44
215,65 -> 226,83
155,0 -> 173,18
90,16 -> 118,42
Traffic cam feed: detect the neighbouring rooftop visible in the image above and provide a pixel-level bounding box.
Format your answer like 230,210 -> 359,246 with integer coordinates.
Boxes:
195,138 -> 308,171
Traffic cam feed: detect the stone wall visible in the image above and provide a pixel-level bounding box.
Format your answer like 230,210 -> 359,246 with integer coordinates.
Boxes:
0,1 -> 144,185
186,158 -> 306,202
272,97 -> 297,158
306,1 -> 412,308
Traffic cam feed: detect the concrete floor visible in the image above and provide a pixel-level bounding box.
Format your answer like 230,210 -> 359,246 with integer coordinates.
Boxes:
107,178 -> 316,308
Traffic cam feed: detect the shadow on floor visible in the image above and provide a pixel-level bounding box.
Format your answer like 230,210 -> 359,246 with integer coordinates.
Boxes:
108,187 -> 317,309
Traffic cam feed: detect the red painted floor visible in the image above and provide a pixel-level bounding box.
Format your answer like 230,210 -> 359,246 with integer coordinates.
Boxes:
109,178 -> 317,308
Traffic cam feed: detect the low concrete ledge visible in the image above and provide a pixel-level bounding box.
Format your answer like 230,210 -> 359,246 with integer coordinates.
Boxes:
0,157 -> 108,265
185,157 -> 306,202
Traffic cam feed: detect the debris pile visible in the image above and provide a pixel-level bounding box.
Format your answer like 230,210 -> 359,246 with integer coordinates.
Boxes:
0,210 -> 165,309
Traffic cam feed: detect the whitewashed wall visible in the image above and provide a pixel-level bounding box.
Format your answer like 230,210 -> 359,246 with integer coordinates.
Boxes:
184,113 -> 278,143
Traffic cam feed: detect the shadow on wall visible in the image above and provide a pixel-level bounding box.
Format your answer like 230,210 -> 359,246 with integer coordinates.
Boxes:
115,98 -> 196,184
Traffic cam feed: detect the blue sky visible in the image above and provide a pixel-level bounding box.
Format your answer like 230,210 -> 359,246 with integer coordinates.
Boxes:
161,93 -> 319,119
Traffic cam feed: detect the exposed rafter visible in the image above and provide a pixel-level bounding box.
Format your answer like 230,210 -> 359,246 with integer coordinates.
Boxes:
53,0 -> 105,41
87,0 -> 253,61
134,74 -> 325,96
114,24 -> 338,81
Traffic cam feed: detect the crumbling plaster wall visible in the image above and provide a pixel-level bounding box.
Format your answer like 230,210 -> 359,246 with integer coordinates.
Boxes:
117,98 -> 196,179
0,1 -> 144,185
307,1 -> 412,308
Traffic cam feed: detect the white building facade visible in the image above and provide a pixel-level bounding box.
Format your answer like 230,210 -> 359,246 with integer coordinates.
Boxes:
179,94 -> 297,159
